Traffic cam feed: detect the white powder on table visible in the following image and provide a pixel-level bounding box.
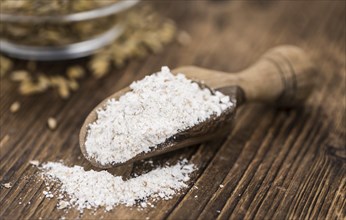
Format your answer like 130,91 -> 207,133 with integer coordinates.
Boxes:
41,159 -> 195,212
85,66 -> 232,165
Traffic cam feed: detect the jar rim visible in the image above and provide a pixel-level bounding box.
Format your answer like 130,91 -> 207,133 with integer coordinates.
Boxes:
0,24 -> 124,60
0,0 -> 139,24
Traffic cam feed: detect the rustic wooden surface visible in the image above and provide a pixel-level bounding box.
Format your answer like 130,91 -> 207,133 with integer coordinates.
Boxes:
1,1 -> 345,219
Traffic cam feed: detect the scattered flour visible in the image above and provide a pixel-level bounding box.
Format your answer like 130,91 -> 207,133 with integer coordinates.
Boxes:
29,160 -> 40,166
2,182 -> 12,188
41,159 -> 195,212
85,66 -> 233,165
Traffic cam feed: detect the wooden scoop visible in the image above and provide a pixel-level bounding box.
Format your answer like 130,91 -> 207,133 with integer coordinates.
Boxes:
80,45 -> 316,169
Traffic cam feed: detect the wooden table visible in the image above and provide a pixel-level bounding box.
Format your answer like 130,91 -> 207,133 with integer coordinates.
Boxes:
1,1 -> 345,219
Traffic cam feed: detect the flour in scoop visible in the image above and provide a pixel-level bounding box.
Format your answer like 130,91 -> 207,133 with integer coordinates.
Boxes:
41,159 -> 195,212
85,66 -> 233,165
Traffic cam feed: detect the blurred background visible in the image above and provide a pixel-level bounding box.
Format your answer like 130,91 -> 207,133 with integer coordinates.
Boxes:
0,1 -> 344,102
0,1 -> 345,219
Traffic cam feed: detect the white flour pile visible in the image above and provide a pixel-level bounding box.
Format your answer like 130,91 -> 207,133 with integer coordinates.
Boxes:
85,66 -> 232,165
41,159 -> 195,212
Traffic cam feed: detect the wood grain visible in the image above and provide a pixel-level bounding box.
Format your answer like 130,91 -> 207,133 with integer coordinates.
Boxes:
1,1 -> 345,219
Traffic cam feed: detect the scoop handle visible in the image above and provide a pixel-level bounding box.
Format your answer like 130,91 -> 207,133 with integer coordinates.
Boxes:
175,45 -> 317,107
232,45 -> 317,107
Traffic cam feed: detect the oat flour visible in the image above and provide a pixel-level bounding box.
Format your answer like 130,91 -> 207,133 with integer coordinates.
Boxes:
85,66 -> 233,165
41,159 -> 195,212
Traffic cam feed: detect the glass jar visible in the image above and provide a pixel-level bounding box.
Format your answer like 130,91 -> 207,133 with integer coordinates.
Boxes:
0,0 -> 139,60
